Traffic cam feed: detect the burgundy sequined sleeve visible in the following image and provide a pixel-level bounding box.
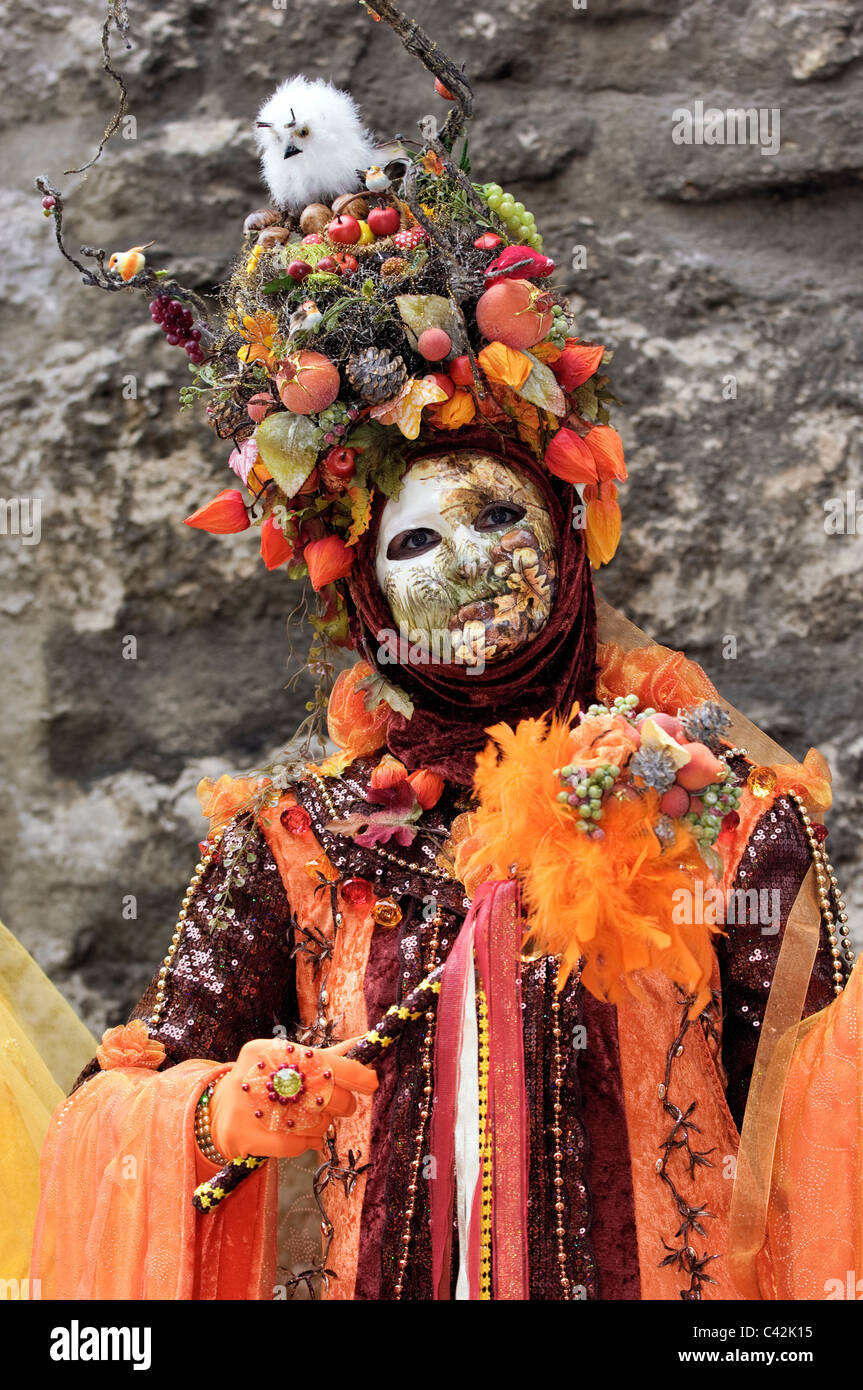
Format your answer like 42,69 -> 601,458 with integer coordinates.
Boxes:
73,817 -> 297,1089
717,795 -> 835,1129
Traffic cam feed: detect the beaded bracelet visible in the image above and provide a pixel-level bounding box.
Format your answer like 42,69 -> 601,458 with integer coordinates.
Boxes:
194,1071 -> 232,1167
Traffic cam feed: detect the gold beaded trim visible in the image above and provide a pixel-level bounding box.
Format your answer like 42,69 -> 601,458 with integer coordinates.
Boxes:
723,750 -> 853,995
394,907 -> 443,1300
148,830 -> 225,1029
788,791 -> 854,995
310,771 -> 454,883
477,982 -> 493,1300
550,964 -> 579,1299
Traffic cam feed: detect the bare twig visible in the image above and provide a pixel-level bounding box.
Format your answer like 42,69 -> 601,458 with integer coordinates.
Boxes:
65,0 -> 132,175
357,0 -> 473,146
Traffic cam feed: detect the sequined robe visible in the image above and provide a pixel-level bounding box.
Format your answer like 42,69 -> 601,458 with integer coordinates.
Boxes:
70,754 -> 835,1301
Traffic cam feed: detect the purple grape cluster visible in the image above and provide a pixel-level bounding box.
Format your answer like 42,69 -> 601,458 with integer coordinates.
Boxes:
149,296 -> 204,365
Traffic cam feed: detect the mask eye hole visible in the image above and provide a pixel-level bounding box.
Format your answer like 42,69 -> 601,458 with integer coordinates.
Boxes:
386,527 -> 442,561
474,501 -> 526,532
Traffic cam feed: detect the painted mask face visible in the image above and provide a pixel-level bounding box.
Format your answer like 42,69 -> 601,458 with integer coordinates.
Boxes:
375,450 -> 558,667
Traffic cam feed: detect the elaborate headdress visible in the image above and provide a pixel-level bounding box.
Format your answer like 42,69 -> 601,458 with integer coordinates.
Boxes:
37,0 -> 626,774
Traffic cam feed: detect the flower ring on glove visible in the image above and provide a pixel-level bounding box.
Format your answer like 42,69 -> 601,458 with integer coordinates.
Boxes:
240,1042 -> 336,1134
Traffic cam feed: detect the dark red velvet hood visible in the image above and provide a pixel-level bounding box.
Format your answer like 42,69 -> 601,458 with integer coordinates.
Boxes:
346,429 -> 598,785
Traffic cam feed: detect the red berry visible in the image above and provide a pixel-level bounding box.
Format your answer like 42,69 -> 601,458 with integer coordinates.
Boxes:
434,77 -> 455,100
367,205 -> 401,237
449,354 -> 474,387
339,253 -> 359,274
424,372 -> 455,399
474,232 -> 502,250
41,195 -> 56,210
417,327 -> 452,361
287,259 -> 312,282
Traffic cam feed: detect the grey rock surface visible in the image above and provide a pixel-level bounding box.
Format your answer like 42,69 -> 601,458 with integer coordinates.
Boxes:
1,0 -> 861,1032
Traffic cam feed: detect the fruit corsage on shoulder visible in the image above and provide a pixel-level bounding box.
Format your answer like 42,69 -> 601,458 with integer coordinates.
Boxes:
452,696 -> 744,1015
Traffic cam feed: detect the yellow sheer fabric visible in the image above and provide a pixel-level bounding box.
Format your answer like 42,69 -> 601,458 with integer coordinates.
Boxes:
0,920 -> 97,1284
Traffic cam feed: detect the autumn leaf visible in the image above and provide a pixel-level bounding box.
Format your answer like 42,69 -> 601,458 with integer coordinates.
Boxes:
346,483 -> 373,545
356,671 -> 415,720
327,779 -> 423,848
517,352 -> 566,416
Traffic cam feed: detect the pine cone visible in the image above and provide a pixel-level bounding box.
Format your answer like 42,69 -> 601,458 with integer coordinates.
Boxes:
346,347 -> 408,405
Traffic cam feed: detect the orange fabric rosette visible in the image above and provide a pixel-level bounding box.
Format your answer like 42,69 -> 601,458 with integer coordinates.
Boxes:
96,1020 -> 166,1072
197,772 -> 271,832
566,710 -> 641,771
596,639 -> 720,715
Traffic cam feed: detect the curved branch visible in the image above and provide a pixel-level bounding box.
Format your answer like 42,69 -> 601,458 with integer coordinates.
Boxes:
358,0 -> 473,145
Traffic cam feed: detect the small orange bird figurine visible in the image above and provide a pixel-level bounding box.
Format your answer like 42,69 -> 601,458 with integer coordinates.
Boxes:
108,242 -> 154,282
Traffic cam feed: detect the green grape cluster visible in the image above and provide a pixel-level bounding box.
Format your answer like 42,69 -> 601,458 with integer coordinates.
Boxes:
587,695 -> 648,720
555,760 -> 621,834
683,773 -> 743,847
547,304 -> 570,349
480,183 -> 543,250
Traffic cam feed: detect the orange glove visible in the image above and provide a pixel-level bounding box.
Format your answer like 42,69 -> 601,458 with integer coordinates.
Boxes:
208,1036 -> 378,1161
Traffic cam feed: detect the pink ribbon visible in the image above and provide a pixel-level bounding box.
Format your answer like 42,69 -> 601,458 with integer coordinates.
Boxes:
429,878 -> 529,1300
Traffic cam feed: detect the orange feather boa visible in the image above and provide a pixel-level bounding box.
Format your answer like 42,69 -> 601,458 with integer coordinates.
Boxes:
453,714 -> 722,1016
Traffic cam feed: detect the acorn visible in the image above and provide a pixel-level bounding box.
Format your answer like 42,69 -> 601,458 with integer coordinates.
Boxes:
256,225 -> 292,248
332,192 -> 370,221
299,202 -> 333,235
244,208 -> 281,236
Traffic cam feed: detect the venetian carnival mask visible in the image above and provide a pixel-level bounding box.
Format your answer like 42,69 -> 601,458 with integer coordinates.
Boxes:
375,450 -> 558,668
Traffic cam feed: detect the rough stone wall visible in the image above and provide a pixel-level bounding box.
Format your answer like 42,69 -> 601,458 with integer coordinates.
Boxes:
1,0 -> 860,1031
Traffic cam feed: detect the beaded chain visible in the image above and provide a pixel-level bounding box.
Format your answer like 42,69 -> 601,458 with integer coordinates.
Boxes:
550,959 -> 583,1299
394,906 -> 443,1300
477,983 -> 492,1300
725,745 -> 855,996
309,770 -> 454,883
149,829 -> 225,1029
788,789 -> 855,994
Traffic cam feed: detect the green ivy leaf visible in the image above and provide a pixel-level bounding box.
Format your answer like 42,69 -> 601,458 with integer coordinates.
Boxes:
347,421 -> 407,500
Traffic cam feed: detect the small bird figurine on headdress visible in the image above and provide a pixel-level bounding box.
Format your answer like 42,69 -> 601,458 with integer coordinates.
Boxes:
254,76 -> 378,212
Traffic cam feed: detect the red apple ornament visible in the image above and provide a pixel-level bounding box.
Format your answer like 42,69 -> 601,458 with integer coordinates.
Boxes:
367,205 -> 401,237
327,214 -> 361,245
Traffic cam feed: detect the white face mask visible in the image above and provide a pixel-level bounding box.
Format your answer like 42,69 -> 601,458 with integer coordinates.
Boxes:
375,449 -> 557,667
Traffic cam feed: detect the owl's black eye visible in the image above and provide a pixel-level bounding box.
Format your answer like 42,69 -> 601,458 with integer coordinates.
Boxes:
386,527 -> 442,560
475,502 -> 526,531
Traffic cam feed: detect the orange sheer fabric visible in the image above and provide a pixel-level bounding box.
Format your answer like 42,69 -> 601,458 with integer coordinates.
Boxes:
31,1060 -> 277,1300
754,958 -> 863,1299
595,639 -> 719,714
259,790 -> 376,1301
